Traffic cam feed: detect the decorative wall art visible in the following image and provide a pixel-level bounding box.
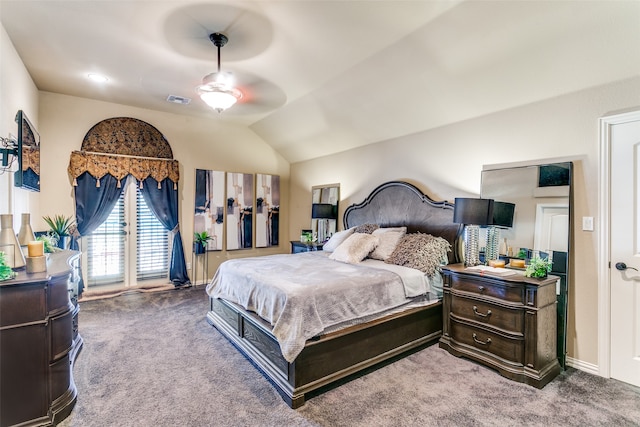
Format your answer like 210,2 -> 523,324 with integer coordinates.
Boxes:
226,172 -> 254,250
255,174 -> 280,248
194,169 -> 225,251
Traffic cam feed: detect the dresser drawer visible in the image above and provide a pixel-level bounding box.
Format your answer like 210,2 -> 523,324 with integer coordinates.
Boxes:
449,274 -> 524,304
450,319 -> 524,365
450,294 -> 524,335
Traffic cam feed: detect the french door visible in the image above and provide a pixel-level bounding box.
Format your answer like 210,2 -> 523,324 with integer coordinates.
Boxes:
83,180 -> 170,290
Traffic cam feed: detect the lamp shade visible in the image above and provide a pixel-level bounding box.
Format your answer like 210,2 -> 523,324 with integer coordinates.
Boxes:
311,203 -> 337,219
490,201 -> 515,228
453,198 -> 494,226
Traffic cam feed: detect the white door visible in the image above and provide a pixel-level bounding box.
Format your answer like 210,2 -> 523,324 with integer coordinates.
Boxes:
610,114 -> 640,387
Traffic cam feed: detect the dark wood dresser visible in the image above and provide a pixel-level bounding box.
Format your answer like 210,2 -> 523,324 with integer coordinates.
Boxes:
439,264 -> 560,388
0,251 -> 83,427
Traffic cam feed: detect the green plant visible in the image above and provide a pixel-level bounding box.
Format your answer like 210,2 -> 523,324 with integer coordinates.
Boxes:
194,231 -> 212,246
0,251 -> 16,281
43,214 -> 75,237
36,233 -> 60,253
525,256 -> 553,278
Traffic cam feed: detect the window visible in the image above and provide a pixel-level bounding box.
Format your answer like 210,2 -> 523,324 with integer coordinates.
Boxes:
85,182 -> 170,289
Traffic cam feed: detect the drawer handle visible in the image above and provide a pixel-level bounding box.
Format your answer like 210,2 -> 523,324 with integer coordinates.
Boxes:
473,305 -> 492,318
478,286 -> 485,293
472,333 -> 492,346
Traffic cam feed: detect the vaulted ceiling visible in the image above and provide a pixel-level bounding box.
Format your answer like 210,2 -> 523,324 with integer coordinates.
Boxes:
1,1 -> 638,163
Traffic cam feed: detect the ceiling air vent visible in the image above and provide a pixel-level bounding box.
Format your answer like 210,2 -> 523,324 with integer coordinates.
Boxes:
166,95 -> 191,105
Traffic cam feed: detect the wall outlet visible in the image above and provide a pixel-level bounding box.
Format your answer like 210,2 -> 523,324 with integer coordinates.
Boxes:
186,262 -> 192,270
582,216 -> 594,231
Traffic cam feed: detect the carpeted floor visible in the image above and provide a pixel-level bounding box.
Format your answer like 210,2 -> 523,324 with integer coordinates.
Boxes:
60,286 -> 640,427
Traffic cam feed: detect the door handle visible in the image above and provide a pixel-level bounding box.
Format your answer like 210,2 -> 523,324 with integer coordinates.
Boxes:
615,262 -> 638,272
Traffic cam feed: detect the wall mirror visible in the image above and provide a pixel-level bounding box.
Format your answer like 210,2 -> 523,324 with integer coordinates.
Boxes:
481,161 -> 572,369
311,184 -> 339,243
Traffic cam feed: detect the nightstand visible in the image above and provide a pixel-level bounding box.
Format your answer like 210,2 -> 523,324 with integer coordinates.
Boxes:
290,241 -> 323,254
439,264 -> 560,388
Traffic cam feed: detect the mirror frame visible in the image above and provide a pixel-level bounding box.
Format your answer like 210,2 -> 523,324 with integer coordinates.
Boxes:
481,161 -> 573,369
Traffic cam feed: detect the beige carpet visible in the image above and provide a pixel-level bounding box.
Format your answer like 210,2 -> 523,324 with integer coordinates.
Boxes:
60,286 -> 640,427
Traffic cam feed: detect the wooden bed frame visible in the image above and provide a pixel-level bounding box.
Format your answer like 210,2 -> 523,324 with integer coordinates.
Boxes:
206,181 -> 462,408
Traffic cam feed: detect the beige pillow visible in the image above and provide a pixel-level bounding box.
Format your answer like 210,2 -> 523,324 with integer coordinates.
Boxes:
329,233 -> 379,264
353,223 -> 379,234
369,228 -> 406,261
385,233 -> 451,276
375,226 -> 407,234
322,227 -> 355,252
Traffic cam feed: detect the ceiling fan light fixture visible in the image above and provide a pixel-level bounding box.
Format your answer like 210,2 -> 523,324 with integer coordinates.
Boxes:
198,85 -> 241,113
197,33 -> 242,113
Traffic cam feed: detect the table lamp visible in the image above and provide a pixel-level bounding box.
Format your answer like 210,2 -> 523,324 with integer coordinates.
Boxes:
312,203 -> 337,243
453,198 -> 494,266
485,201 -> 516,262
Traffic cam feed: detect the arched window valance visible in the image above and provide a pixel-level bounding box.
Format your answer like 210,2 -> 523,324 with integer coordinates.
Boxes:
67,117 -> 180,189
68,117 -> 189,287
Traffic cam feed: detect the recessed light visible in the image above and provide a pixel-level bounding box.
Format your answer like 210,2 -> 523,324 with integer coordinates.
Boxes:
87,73 -> 109,83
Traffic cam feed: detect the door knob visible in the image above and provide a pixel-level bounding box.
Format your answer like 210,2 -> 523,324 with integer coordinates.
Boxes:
615,262 -> 638,272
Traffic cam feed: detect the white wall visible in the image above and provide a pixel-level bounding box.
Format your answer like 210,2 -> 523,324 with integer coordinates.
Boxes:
290,76 -> 640,367
0,24 -> 40,228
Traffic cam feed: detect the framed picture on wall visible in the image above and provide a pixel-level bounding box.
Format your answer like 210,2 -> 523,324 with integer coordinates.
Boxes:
255,174 -> 280,248
226,172 -> 254,250
194,169 -> 225,251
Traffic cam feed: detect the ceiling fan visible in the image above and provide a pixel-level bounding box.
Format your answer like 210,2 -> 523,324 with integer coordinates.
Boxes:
196,33 -> 242,113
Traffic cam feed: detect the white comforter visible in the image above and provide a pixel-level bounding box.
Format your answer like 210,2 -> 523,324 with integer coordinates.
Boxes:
206,251 -> 438,362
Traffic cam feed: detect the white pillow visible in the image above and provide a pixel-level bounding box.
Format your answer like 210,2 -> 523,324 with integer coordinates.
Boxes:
322,227 -> 355,252
369,228 -> 406,261
329,233 -> 379,264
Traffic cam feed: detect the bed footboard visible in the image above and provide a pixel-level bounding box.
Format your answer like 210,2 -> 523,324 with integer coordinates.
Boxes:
207,297 -> 442,408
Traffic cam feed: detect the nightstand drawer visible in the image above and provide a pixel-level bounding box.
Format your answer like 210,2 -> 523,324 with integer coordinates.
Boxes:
450,319 -> 524,365
450,294 -> 524,335
449,274 -> 524,304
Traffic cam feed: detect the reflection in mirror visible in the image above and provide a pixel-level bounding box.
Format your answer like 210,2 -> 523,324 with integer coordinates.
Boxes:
481,161 -> 572,369
15,110 -> 40,192
311,184 -> 339,243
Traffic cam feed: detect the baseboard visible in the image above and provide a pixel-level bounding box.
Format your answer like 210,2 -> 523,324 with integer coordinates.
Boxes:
566,356 -> 601,376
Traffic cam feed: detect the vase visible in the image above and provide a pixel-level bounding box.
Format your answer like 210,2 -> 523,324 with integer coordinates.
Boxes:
193,242 -> 205,254
56,235 -> 70,250
0,214 -> 26,269
17,213 -> 36,246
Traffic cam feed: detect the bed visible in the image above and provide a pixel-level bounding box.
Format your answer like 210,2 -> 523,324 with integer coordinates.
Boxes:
206,181 -> 462,408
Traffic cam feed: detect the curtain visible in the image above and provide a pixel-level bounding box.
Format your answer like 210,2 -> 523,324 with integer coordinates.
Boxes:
70,172 -> 124,294
139,176 -> 190,286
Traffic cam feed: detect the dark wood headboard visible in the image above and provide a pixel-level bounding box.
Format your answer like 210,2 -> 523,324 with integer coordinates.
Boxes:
343,181 -> 462,264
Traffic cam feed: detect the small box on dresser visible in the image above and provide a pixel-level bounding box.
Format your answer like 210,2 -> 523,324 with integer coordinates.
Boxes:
439,264 -> 560,388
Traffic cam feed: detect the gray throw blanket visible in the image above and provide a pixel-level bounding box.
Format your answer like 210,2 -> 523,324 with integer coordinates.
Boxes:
206,252 -> 433,362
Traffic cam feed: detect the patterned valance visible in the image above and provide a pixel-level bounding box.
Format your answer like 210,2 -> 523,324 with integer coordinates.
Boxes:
81,117 -> 173,158
68,151 -> 180,189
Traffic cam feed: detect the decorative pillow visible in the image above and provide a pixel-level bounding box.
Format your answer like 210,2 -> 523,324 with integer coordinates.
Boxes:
374,226 -> 407,234
322,227 -> 356,252
385,233 -> 451,277
369,228 -> 406,261
329,233 -> 379,264
353,223 -> 379,234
